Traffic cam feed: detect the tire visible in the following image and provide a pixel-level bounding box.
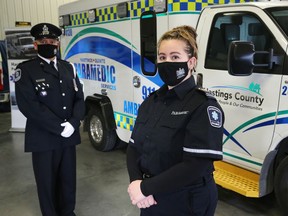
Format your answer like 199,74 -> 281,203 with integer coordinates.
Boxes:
87,108 -> 117,152
274,155 -> 288,214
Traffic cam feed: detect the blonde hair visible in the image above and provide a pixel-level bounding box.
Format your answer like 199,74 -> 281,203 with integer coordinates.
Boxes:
157,25 -> 198,59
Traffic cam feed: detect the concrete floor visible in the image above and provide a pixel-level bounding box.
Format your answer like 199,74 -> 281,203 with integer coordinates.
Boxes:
0,112 -> 284,216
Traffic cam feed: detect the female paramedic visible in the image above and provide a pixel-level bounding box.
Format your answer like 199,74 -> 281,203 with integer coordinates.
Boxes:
126,25 -> 224,216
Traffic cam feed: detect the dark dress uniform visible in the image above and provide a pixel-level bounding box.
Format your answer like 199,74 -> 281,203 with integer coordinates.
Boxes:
127,77 -> 224,216
15,56 -> 85,216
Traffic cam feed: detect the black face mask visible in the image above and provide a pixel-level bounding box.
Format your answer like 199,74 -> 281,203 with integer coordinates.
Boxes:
157,61 -> 189,86
37,44 -> 58,58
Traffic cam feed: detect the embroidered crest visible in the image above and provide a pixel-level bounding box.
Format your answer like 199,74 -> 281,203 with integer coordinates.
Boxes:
176,67 -> 186,79
42,25 -> 49,36
12,68 -> 21,82
207,106 -> 222,128
40,91 -> 47,97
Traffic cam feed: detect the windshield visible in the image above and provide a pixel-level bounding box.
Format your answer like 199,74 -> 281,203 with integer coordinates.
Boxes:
19,37 -> 33,45
267,7 -> 288,38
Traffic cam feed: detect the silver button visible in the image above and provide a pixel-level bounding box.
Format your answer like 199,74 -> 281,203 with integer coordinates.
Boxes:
62,93 -> 65,96
63,106 -> 67,110
60,80 -> 63,83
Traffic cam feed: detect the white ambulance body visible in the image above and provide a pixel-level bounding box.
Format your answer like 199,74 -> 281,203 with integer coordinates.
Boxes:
59,0 -> 288,212
59,0 -> 208,152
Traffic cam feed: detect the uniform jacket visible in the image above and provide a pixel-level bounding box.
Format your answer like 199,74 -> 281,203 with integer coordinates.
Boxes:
15,56 -> 85,152
129,77 -> 224,176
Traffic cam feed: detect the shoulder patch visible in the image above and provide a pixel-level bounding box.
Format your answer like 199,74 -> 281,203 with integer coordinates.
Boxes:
12,68 -> 21,82
207,106 -> 222,128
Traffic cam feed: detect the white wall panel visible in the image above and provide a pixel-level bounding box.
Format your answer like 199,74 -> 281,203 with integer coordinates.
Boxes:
36,0 -> 45,22
14,0 -> 23,21
44,0 -> 52,21
50,0 -> 59,25
6,0 -> 16,29
29,0 -> 39,25
22,0 -> 32,22
0,0 -> 77,39
0,0 -> 9,38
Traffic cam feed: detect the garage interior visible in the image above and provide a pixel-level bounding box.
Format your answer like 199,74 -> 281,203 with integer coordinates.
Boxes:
0,112 -> 282,216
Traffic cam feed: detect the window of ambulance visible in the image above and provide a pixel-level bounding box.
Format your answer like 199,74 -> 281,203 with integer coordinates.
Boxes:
205,12 -> 285,75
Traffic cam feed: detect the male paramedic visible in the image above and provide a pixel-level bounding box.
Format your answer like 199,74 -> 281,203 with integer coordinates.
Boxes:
15,22 -> 85,216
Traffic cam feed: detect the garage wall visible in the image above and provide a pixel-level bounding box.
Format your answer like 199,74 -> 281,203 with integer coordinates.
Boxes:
0,0 -> 78,39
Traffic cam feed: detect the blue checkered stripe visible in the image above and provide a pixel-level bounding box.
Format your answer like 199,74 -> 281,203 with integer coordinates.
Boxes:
71,12 -> 89,26
130,0 -> 154,17
168,0 -> 252,12
114,113 -> 135,131
97,6 -> 118,22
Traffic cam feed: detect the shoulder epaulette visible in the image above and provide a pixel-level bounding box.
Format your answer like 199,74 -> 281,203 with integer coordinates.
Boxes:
148,91 -> 157,97
196,87 -> 216,100
57,58 -> 69,65
18,58 -> 36,66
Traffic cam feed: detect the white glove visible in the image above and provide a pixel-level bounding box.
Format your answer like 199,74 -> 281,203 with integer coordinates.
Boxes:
61,122 -> 75,138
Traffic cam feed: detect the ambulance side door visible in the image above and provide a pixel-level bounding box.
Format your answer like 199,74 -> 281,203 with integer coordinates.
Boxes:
131,1 -> 167,115
200,9 -> 286,172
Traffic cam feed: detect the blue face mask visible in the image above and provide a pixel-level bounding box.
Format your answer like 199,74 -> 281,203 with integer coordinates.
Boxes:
157,61 -> 189,86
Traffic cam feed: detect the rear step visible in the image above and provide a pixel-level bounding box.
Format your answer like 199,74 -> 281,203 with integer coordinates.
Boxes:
213,161 -> 259,197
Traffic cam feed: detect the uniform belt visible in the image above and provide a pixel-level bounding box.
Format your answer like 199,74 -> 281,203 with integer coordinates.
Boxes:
142,173 -> 213,185
142,173 -> 153,179
190,174 -> 213,186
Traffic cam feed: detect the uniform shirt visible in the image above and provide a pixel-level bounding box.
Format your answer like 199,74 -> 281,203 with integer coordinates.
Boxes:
127,77 -> 224,196
15,56 -> 85,152
38,54 -> 58,70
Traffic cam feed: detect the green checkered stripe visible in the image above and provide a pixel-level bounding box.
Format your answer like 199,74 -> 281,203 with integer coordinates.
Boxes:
168,0 -> 251,12
97,6 -> 118,22
68,0 -> 253,26
114,113 -> 135,131
130,0 -> 154,18
70,12 -> 89,26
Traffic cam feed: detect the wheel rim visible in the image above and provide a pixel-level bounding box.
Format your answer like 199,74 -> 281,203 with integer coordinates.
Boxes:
90,115 -> 103,143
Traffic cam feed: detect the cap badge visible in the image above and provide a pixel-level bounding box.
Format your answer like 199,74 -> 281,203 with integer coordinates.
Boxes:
42,25 -> 49,36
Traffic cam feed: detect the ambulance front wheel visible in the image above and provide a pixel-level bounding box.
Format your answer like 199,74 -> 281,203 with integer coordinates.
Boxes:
87,108 -> 117,152
274,155 -> 288,214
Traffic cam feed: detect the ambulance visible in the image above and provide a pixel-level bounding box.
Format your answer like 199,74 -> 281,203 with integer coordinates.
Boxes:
0,47 -> 10,112
59,0 -> 288,212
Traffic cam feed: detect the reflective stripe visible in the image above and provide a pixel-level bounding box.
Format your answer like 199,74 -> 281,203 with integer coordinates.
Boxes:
114,113 -> 134,131
183,147 -> 223,156
70,11 -> 89,26
130,138 -> 134,144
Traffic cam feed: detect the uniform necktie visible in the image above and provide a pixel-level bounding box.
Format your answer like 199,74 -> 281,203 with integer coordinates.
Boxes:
50,61 -> 57,71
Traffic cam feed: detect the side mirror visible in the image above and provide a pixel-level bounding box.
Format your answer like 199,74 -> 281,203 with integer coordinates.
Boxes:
228,41 -> 282,76
228,41 -> 255,76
